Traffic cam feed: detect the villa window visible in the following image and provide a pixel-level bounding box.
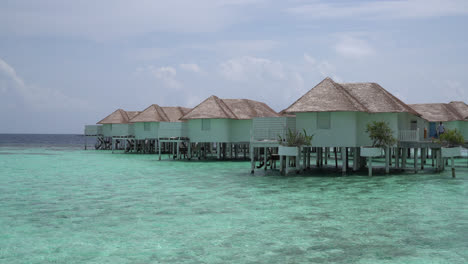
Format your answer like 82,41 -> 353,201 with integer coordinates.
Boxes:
317,112 -> 331,129
202,119 -> 211,131
144,122 -> 150,131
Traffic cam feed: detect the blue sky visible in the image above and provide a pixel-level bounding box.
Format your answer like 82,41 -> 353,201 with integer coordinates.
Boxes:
1,0 -> 467,133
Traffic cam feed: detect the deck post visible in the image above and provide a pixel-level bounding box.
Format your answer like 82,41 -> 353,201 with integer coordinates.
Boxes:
303,147 -> 307,170
353,147 -> 359,171
451,157 -> 455,178
112,138 -> 114,154
235,144 -> 238,159
280,155 -> 284,174
324,147 -> 328,165
341,147 -> 347,175
395,147 -> 400,169
385,147 -> 390,174
285,156 -> 290,175
250,145 -> 255,174
159,141 -> 162,160
421,148 -> 425,170
402,148 -> 407,169
176,141 -> 180,159
414,148 -> 418,173
188,142 -> 192,159
84,136 -> 87,150
217,143 -> 221,159
368,157 -> 373,176
334,147 -> 338,169
264,147 -> 268,170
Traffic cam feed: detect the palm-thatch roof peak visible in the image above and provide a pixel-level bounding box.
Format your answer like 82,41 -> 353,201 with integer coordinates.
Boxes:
181,95 -> 279,120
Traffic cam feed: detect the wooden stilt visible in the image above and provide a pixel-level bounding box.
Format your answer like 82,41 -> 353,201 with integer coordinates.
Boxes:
451,157 -> 455,178
341,147 -> 347,175
414,148 -> 418,173
334,147 -> 338,170
353,147 -> 358,171
395,147 -> 400,169
368,157 -> 373,176
250,145 -> 255,173
264,147 -> 267,170
385,147 -> 390,174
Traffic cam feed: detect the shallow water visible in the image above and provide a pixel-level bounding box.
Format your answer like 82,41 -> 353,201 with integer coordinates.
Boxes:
0,141 -> 467,263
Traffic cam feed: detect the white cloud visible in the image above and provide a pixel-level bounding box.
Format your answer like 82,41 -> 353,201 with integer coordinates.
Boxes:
179,63 -> 203,73
219,56 -> 286,81
287,0 -> 468,20
334,35 -> 375,58
303,53 -> 341,81
137,65 -> 182,89
0,57 -> 90,110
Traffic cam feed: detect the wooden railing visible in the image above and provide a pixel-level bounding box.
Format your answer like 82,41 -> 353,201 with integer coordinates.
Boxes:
399,128 -> 419,142
251,128 -> 287,141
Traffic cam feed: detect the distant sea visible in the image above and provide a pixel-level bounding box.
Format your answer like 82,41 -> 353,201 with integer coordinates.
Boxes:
0,134 -> 88,148
0,134 -> 467,263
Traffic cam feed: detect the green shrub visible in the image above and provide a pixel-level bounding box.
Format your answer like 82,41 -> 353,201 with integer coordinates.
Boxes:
439,129 -> 464,147
278,129 -> 313,147
365,121 -> 397,148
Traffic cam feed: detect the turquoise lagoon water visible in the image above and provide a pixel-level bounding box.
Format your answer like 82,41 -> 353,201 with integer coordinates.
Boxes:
0,138 -> 467,263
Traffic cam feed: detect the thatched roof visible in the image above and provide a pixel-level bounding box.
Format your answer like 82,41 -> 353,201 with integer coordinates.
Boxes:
410,101 -> 468,122
130,104 -> 191,123
181,95 -> 279,120
284,77 -> 420,116
97,109 -> 141,124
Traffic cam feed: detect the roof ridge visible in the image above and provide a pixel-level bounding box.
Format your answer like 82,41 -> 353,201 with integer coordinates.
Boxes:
334,82 -> 369,112
284,77 -> 331,112
444,103 -> 464,120
372,83 -> 420,116
156,105 -> 171,121
217,97 -> 238,119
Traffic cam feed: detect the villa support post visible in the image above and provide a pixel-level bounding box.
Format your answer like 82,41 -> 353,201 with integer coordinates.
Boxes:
353,147 -> 358,171
285,156 -> 290,175
264,147 -> 268,170
395,147 -> 399,169
84,136 -> 87,150
421,148 -> 425,170
112,138 -> 114,154
303,147 -> 307,170
217,143 -> 221,159
414,148 -> 418,173
368,157 -> 373,176
341,147 -> 347,175
250,145 -> 255,174
451,157 -> 455,178
334,147 -> 338,169
402,148 -> 407,169
188,143 -> 192,160
307,147 -> 311,169
325,147 -> 328,165
385,147 -> 390,174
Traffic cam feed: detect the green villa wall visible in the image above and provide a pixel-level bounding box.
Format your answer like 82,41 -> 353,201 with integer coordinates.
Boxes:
111,124 -> 134,137
356,112 -> 398,146
187,119 -> 231,143
102,124 -> 112,137
230,120 -> 252,143
296,112 -> 358,147
296,111 -> 424,147
133,122 -> 159,140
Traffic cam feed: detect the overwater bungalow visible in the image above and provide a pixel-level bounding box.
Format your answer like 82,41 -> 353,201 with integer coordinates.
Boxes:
281,77 -> 425,173
97,109 -> 140,151
410,101 -> 468,140
130,105 -> 191,153
179,95 -> 279,159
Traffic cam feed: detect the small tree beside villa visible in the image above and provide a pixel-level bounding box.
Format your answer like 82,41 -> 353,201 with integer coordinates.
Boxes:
361,121 -> 397,176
